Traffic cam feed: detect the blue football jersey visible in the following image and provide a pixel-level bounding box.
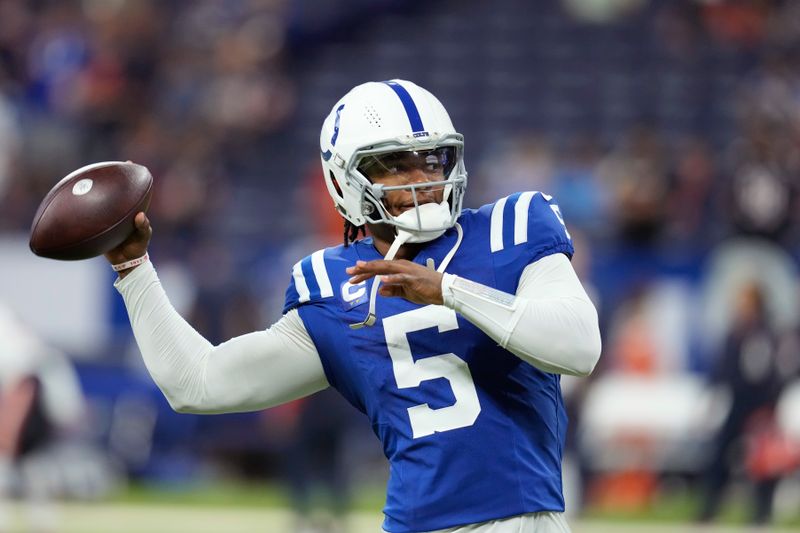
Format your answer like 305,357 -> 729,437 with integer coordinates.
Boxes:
284,191 -> 574,533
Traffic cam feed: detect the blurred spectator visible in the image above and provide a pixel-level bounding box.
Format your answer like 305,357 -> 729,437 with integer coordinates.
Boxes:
696,282 -> 791,525
665,137 -> 719,244
597,126 -> 671,245
606,286 -> 661,375
701,238 -> 800,356
605,280 -> 693,374
724,44 -> 800,246
0,90 -> 19,203
700,0 -> 774,48
550,136 -> 610,236
0,304 -> 86,533
764,0 -> 800,47
283,390 -> 356,533
471,135 -> 554,207
653,2 -> 703,60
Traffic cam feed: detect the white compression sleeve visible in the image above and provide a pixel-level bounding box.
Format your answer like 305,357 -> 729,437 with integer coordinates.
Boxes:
441,253 -> 601,376
114,261 -> 328,414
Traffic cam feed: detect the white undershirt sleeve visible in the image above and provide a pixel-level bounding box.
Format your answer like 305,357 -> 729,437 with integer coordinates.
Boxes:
441,253 -> 601,376
114,261 -> 328,414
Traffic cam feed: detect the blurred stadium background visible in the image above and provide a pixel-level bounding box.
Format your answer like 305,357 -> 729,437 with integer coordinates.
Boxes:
2,0 -> 800,531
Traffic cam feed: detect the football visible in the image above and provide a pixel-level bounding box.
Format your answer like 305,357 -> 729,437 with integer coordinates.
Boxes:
29,161 -> 153,260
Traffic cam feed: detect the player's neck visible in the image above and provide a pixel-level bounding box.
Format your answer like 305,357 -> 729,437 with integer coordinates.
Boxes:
367,223 -> 424,260
372,236 -> 424,261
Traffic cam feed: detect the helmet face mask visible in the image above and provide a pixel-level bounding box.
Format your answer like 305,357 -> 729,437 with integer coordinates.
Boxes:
320,80 -> 467,242
350,137 -> 466,235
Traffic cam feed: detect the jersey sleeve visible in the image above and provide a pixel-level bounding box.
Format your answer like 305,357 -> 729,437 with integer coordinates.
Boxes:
484,191 -> 575,293
283,248 -> 336,314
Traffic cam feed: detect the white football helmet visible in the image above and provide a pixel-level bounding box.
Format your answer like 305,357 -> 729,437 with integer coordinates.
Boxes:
319,79 -> 467,243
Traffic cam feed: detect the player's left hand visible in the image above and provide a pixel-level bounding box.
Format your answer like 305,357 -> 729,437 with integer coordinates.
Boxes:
346,260 -> 444,306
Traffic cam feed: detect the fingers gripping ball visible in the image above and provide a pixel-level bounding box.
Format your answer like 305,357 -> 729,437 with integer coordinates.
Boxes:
29,161 -> 154,260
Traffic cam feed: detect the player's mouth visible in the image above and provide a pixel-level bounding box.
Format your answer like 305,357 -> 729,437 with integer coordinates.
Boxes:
394,201 -> 431,215
384,187 -> 442,216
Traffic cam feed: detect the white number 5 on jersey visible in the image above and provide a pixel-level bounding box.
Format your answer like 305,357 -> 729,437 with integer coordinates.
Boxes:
383,306 -> 482,438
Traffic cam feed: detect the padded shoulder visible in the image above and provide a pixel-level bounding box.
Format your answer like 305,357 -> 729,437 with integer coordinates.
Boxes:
478,191 -> 573,257
466,191 -> 574,293
284,248 -> 337,313
283,242 -> 369,314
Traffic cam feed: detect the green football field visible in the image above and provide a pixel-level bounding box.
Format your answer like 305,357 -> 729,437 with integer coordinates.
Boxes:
4,503 -> 799,533
3,483 -> 798,533
0,504 -> 790,533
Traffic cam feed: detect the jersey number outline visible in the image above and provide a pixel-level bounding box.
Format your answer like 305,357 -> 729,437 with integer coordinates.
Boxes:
383,305 -> 482,438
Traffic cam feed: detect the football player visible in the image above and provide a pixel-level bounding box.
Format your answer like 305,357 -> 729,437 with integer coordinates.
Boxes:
107,80 -> 601,533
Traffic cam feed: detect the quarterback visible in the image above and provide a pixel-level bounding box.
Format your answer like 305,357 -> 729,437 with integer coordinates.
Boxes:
107,80 -> 601,533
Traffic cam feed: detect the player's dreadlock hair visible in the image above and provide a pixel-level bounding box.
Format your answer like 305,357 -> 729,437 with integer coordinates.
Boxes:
343,220 -> 366,247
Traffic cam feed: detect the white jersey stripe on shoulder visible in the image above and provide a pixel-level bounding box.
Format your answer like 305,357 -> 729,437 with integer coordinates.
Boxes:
310,249 -> 333,298
292,261 -> 311,303
513,191 -> 537,246
490,196 -> 507,252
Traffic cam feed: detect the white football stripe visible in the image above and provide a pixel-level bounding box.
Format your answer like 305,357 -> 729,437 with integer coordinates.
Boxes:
311,249 -> 333,298
513,191 -> 537,245
292,261 -> 311,303
54,161 -> 122,190
490,196 -> 507,252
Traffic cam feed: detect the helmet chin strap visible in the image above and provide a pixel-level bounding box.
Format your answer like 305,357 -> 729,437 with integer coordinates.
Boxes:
349,229 -> 411,330
349,221 -> 464,330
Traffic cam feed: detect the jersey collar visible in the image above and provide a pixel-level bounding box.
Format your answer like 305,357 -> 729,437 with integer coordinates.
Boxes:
356,226 -> 461,271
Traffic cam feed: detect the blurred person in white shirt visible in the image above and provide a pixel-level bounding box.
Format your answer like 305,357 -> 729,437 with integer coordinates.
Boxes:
0,304 -> 85,533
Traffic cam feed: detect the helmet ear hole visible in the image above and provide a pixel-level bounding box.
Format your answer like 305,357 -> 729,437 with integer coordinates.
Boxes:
329,171 -> 344,200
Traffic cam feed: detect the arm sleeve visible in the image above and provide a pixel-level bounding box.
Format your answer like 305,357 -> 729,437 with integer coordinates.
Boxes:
114,261 -> 329,414
441,253 -> 601,376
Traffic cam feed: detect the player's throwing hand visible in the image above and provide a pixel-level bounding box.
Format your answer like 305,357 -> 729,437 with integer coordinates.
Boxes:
104,212 -> 152,278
